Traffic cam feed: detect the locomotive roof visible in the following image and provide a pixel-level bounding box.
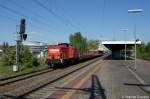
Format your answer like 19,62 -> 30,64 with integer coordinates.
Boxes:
48,43 -> 75,48
58,43 -> 73,46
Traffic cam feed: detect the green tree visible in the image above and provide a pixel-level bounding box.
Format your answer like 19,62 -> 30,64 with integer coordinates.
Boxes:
1,45 -> 16,66
145,42 -> 150,58
69,32 -> 88,51
87,40 -> 99,50
2,42 -> 9,53
20,46 -> 39,68
145,42 -> 150,52
137,42 -> 150,59
0,45 -> 39,68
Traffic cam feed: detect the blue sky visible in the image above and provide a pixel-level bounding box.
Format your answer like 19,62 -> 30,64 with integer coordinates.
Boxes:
0,0 -> 149,45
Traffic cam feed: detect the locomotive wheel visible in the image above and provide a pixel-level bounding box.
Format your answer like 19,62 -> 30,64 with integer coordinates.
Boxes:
49,62 -> 54,68
51,64 -> 54,68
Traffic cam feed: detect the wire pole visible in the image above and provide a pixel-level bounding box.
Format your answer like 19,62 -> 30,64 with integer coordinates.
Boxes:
134,22 -> 137,70
15,33 -> 21,72
120,29 -> 128,61
125,32 -> 127,61
128,9 -> 143,71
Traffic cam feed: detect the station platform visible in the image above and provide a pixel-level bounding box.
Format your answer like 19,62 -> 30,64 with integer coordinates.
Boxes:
47,58 -> 150,99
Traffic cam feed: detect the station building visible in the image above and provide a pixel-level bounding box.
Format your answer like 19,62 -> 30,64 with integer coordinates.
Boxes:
22,41 -> 47,58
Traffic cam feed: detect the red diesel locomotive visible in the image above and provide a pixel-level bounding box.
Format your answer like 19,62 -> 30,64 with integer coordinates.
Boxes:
46,43 -> 101,67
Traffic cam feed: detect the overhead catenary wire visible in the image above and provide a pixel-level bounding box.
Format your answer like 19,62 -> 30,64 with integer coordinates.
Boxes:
33,0 -> 79,30
6,0 -> 54,26
0,13 -> 55,34
0,3 -> 25,17
100,0 -> 106,40
0,13 -> 57,42
5,0 -> 59,33
0,0 -> 79,33
0,3 -> 57,33
0,14 -> 18,22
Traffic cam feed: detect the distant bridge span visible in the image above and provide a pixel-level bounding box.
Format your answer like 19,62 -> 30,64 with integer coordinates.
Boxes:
102,41 -> 141,51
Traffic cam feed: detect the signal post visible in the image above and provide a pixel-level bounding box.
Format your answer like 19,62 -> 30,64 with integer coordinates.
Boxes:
14,19 -> 27,72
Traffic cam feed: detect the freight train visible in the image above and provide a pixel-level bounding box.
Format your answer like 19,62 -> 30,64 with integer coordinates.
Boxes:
46,43 -> 102,67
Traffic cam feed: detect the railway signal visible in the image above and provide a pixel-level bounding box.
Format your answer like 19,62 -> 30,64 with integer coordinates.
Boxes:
20,19 -> 27,41
22,33 -> 27,41
14,18 -> 27,72
20,19 -> 25,34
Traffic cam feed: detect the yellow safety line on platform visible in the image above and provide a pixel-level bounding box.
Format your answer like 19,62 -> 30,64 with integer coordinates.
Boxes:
60,60 -> 105,99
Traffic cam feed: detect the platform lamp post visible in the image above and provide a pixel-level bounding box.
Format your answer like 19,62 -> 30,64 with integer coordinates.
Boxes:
128,9 -> 144,70
120,29 -> 128,61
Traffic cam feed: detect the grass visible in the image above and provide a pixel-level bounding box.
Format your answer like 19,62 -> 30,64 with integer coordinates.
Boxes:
137,52 -> 150,61
0,62 -> 49,77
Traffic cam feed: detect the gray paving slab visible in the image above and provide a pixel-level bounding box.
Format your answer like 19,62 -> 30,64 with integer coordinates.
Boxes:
72,59 -> 150,99
135,59 -> 150,84
98,60 -> 149,99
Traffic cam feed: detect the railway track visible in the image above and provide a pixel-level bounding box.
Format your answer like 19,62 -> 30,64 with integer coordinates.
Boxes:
0,67 -> 50,81
0,68 -> 54,86
0,56 -> 104,99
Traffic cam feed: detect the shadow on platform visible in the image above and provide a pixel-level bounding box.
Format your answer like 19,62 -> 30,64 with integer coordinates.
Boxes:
55,75 -> 106,99
124,83 -> 150,87
124,83 -> 150,94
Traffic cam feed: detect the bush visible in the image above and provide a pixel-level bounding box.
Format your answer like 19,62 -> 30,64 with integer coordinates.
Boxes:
21,46 -> 40,69
38,57 -> 47,66
0,45 -> 41,67
1,46 -> 16,66
32,57 -> 39,67
23,62 -> 32,68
